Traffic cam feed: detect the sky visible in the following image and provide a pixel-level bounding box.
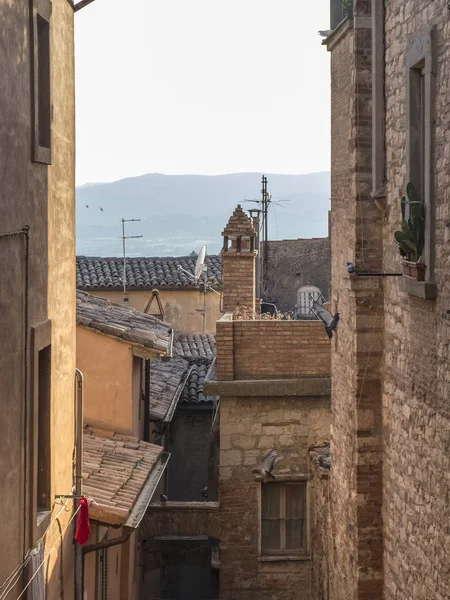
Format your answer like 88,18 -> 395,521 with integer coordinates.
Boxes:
74,0 -> 331,186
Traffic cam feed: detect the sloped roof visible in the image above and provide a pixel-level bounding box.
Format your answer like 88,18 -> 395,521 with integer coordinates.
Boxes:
82,427 -> 168,527
76,291 -> 170,354
149,359 -> 191,422
222,205 -> 256,237
179,361 -> 215,405
173,333 -> 216,362
76,256 -> 222,291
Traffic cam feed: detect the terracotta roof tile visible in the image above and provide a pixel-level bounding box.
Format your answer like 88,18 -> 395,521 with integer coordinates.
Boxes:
82,427 -> 165,526
76,256 -> 222,291
76,291 -> 170,353
173,333 -> 216,362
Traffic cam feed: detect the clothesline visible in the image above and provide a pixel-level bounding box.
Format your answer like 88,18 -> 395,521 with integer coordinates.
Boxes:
11,505 -> 82,600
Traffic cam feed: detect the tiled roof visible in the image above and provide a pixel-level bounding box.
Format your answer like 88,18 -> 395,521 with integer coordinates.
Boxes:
149,359 -> 191,422
76,256 -> 222,291
179,362 -> 215,405
222,205 -> 256,237
173,333 -> 216,362
82,427 -> 167,527
76,291 -> 170,354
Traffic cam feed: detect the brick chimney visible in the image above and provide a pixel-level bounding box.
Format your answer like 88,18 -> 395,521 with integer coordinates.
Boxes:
221,205 -> 257,313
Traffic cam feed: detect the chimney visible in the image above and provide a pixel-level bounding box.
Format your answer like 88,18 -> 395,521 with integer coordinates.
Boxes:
221,205 -> 257,313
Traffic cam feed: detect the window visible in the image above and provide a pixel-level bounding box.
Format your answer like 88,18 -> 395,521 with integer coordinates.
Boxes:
37,345 -> 51,514
261,482 -> 307,556
296,285 -> 322,317
31,319 -> 52,541
32,0 -> 52,164
405,29 -> 436,278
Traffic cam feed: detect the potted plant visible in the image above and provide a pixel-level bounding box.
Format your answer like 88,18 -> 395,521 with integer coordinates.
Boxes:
394,182 -> 426,281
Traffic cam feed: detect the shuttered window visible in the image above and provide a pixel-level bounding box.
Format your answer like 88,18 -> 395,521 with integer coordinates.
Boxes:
261,482 -> 307,555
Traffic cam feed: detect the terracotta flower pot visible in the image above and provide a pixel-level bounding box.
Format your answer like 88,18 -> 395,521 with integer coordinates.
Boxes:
402,260 -> 426,281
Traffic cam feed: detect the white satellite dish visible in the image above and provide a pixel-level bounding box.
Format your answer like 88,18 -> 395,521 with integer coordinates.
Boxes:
194,245 -> 207,281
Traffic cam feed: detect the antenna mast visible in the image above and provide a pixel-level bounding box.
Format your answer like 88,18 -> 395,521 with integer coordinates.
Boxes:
260,175 -> 270,296
121,218 -> 143,299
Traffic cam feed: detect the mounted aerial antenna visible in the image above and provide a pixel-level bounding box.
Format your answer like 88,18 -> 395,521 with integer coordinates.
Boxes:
121,218 -> 142,301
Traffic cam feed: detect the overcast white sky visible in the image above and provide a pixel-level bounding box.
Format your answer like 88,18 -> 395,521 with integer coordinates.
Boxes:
74,0 -> 331,186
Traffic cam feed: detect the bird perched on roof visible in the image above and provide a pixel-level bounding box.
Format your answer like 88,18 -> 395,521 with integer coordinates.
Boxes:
252,450 -> 283,480
201,486 -> 208,500
347,262 -> 356,274
313,301 -> 340,339
318,30 -> 332,38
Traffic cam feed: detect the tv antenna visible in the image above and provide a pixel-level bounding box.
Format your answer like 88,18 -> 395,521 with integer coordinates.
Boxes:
243,175 -> 290,298
121,218 -> 143,299
177,244 -> 220,331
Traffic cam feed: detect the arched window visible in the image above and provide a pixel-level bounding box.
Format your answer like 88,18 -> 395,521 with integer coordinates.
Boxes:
296,285 -> 322,316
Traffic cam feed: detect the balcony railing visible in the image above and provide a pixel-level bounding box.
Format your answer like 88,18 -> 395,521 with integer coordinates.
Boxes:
330,0 -> 354,30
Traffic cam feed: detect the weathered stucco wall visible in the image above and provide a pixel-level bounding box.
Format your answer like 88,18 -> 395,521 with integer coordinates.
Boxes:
77,326 -> 135,435
91,289 -> 221,334
219,395 -> 331,600
0,0 -> 76,595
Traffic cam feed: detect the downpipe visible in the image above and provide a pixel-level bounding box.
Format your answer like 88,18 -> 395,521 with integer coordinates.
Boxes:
74,369 -> 84,600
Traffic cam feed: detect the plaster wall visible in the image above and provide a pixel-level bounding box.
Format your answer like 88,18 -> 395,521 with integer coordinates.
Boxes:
0,0 -> 76,595
77,326 -> 135,435
219,395 -> 331,600
91,289 -> 221,334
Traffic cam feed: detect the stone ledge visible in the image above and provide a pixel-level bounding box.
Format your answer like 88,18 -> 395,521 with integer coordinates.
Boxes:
400,277 -> 437,300
258,555 -> 311,563
204,377 -> 331,398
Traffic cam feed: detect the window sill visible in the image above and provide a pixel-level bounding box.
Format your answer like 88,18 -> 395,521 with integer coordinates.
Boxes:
258,555 -> 310,563
400,277 -> 437,299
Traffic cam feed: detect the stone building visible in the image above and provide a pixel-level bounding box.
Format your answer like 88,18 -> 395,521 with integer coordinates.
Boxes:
265,237 -> 331,316
321,1 -> 450,599
0,1 -> 77,598
204,207 -> 332,600
76,255 -> 223,333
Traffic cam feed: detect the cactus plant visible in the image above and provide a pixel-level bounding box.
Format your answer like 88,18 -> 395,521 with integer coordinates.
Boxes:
394,182 -> 425,263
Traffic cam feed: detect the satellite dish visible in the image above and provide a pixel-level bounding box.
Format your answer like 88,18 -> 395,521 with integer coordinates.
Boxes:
194,245 -> 207,281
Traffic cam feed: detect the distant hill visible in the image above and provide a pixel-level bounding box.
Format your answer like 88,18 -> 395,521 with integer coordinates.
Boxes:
76,172 -> 330,256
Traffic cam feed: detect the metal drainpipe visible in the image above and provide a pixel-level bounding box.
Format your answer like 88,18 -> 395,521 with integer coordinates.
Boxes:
74,369 -> 84,600
81,531 -> 132,595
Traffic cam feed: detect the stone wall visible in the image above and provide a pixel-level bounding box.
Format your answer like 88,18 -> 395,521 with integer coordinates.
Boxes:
216,319 -> 331,381
381,1 -> 450,598
309,461 -> 331,600
219,395 -> 331,600
265,238 -> 331,312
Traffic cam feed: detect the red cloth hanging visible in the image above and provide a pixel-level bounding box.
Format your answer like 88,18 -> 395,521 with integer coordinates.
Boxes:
75,497 -> 90,546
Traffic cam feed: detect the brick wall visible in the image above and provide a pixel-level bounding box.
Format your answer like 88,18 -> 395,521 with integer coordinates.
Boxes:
326,3 -> 385,599
381,2 -> 450,599
216,319 -> 331,381
219,395 -> 331,600
222,252 -> 256,313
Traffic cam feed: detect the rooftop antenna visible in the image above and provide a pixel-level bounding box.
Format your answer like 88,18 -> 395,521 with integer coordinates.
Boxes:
243,176 -> 289,299
121,218 -> 143,300
178,244 -> 220,331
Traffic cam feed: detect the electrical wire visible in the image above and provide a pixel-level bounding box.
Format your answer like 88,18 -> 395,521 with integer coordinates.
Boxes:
10,505 -> 81,600
0,500 -> 72,600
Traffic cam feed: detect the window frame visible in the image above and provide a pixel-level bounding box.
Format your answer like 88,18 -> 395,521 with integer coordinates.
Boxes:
30,319 -> 52,544
405,28 -> 436,280
296,285 -> 322,317
31,0 -> 52,164
258,479 -> 310,559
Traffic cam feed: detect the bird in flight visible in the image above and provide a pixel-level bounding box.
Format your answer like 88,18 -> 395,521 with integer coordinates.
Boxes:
85,204 -> 89,208
100,207 -> 103,212
313,301 -> 340,339
252,450 -> 283,479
